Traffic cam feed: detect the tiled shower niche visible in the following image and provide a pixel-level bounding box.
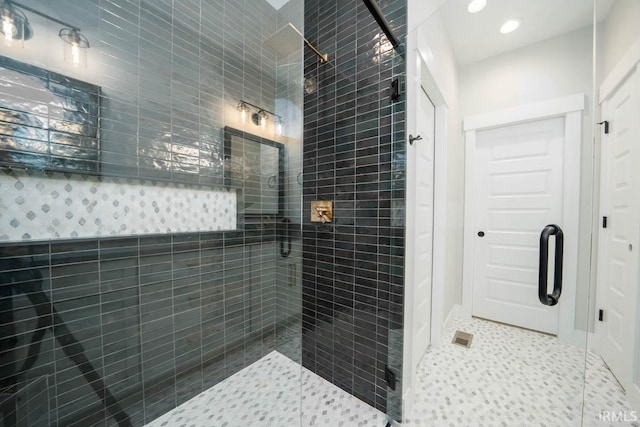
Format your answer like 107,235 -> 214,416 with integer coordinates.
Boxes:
0,170 -> 237,241
0,0 -> 303,426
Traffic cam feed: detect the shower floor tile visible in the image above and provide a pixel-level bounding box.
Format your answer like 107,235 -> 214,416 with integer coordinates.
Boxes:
144,318 -> 637,426
403,317 -> 638,427
143,351 -> 387,427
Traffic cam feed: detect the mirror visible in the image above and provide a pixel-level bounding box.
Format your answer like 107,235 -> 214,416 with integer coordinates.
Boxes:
0,0 -> 230,187
0,54 -> 100,172
224,126 -> 283,216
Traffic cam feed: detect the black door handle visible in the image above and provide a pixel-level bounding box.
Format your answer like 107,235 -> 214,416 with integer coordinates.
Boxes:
280,217 -> 292,257
538,224 -> 564,306
477,231 -> 485,237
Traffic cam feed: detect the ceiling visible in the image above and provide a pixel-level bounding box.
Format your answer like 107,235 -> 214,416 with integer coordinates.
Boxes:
266,0 -> 290,10
437,0 -> 615,66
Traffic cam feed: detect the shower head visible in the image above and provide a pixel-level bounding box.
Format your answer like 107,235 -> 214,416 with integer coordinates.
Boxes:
265,23 -> 300,57
264,23 -> 328,63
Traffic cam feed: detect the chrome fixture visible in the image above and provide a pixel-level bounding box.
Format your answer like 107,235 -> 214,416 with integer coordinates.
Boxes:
0,1 -> 90,67
237,100 -> 284,136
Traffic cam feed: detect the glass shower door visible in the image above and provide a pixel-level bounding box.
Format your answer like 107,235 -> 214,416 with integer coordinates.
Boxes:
400,0 -> 611,425
0,0 -> 304,426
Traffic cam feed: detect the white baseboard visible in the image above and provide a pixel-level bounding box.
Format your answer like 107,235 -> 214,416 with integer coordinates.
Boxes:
442,304 -> 462,336
559,328 -> 588,348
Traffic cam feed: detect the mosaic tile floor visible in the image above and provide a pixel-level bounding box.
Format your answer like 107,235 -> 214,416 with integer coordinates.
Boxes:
404,317 -> 638,427
145,317 -> 638,427
144,351 -> 387,427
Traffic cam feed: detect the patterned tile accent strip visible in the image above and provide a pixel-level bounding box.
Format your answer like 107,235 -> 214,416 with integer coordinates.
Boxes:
0,170 -> 236,241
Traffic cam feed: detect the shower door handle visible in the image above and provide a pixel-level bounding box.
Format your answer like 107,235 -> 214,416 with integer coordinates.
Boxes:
280,217 -> 292,258
538,224 -> 564,306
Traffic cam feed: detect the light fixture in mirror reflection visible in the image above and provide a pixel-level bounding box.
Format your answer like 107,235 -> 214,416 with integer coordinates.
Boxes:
255,109 -> 268,130
275,117 -> 283,136
0,1 -> 90,68
237,100 -> 284,136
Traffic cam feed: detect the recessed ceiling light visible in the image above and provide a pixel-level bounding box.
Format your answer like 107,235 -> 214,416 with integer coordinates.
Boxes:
500,18 -> 521,34
467,0 -> 487,13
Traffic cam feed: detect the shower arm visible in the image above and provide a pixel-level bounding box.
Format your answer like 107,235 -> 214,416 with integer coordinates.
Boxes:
290,25 -> 328,64
303,38 -> 328,64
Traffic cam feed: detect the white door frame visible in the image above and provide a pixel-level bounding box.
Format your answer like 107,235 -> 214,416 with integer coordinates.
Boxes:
596,35 -> 640,413
402,27 -> 449,419
462,94 -> 585,345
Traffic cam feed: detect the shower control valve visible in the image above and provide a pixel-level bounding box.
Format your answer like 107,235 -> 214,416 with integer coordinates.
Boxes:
310,201 -> 333,223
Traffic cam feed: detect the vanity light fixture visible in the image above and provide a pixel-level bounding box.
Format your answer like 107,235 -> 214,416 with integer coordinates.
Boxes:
0,1 -> 91,68
467,0 -> 487,14
237,101 -> 250,123
0,1 -> 28,48
500,18 -> 521,34
238,100 -> 284,136
59,28 -> 89,68
274,117 -> 283,136
255,110 -> 268,130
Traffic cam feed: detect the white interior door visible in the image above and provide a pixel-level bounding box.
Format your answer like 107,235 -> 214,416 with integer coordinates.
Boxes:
597,65 -> 640,393
472,117 -> 565,334
412,88 -> 435,366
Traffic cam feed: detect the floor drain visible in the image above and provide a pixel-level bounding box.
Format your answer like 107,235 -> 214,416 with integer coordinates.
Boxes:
452,331 -> 473,348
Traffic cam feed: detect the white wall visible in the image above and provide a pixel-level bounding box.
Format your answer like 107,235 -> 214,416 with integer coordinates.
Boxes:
415,11 -> 464,332
459,28 -> 593,115
403,4 -> 461,417
411,14 -> 596,337
598,0 -> 640,82
458,26 -> 595,332
590,0 -> 640,335
407,0 -> 447,36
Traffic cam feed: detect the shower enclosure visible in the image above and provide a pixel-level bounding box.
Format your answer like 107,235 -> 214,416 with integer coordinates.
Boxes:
0,0 -> 304,425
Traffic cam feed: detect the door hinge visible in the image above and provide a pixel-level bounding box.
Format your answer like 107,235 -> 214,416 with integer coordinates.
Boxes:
597,120 -> 609,134
603,216 -> 608,228
384,365 -> 396,391
599,309 -> 604,321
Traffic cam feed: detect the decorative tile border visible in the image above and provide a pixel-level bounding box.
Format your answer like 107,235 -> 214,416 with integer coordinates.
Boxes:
0,170 -> 236,241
